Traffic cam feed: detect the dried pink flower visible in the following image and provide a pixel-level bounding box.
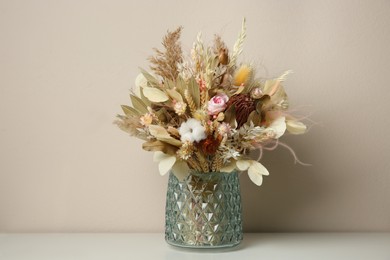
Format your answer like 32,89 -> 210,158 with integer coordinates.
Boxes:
207,93 -> 229,115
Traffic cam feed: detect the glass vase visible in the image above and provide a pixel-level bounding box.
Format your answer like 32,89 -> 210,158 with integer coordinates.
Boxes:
165,170 -> 243,248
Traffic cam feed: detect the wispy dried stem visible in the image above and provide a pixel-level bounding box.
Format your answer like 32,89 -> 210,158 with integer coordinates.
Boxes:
149,27 -> 183,80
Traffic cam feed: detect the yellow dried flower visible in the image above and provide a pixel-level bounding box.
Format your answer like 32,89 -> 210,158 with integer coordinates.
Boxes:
234,64 -> 252,86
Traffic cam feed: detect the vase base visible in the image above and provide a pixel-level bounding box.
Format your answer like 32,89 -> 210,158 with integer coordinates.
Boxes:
165,238 -> 242,249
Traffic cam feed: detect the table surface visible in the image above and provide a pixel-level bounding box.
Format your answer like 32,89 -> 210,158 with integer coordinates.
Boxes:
0,233 -> 389,260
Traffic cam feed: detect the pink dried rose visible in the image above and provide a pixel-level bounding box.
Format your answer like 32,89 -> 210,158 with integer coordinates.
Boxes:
207,93 -> 229,115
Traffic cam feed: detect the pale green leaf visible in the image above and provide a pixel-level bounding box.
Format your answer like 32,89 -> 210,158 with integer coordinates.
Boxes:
166,89 -> 183,102
140,68 -> 160,87
121,105 -> 140,116
143,87 -> 169,102
139,87 -> 151,107
135,73 -> 148,89
130,94 -> 148,114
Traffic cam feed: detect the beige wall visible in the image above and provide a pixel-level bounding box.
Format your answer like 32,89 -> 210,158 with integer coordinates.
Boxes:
1,0 -> 390,232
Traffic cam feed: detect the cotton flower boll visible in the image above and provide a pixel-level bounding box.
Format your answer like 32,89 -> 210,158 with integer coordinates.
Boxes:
208,93 -> 229,115
179,118 -> 206,143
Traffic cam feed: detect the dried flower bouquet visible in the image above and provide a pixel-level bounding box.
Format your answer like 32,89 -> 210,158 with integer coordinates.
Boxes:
115,19 -> 307,186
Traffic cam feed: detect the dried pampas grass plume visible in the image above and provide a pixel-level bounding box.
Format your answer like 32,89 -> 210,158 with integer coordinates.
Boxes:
149,26 -> 183,80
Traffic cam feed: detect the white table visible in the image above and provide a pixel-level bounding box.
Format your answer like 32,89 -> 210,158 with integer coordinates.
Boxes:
0,233 -> 389,260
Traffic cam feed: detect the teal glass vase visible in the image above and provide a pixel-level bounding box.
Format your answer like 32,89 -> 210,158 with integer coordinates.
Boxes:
165,170 -> 243,248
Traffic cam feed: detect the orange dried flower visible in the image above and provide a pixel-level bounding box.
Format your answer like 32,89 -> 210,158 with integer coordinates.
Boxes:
199,135 -> 221,155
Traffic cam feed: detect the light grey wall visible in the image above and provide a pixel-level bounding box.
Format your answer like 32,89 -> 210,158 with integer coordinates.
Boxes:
1,0 -> 389,232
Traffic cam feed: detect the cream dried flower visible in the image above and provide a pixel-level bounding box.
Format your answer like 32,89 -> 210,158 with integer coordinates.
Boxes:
174,101 -> 187,115
140,113 -> 154,126
177,141 -> 194,160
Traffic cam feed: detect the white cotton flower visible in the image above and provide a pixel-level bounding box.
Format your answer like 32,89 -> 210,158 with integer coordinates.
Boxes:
179,118 -> 206,143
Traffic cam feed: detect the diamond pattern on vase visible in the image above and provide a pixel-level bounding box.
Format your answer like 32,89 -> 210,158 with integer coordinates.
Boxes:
165,171 -> 243,248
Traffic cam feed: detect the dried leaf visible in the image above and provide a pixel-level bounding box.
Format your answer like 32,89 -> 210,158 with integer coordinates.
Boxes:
159,156 -> 176,176
255,95 -> 270,113
220,160 -> 236,173
149,125 -> 182,147
143,87 -> 169,102
268,116 -> 286,138
248,161 -> 269,186
286,120 -> 307,135
224,105 -> 237,127
142,140 -> 177,155
140,68 -> 160,87
247,111 -> 261,126
134,73 -> 147,97
153,151 -> 176,176
188,77 -> 200,108
121,105 -> 140,116
233,85 -> 245,95
130,94 -> 148,114
139,87 -> 151,107
171,160 -> 190,181
166,89 -> 183,102
236,160 -> 251,171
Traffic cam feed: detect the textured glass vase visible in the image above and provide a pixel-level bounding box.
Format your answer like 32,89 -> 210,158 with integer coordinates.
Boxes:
165,170 -> 243,248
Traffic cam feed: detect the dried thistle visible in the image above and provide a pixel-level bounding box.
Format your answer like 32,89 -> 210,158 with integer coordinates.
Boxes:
149,27 -> 183,80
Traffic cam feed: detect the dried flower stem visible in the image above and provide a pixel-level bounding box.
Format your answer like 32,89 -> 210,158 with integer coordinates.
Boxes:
184,90 -> 197,116
187,157 -> 202,171
200,89 -> 208,107
195,150 -> 209,172
211,152 -> 223,172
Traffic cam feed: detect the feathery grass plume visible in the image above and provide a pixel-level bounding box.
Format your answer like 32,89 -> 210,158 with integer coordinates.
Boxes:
228,18 -> 247,68
149,27 -> 183,81
234,64 -> 252,86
